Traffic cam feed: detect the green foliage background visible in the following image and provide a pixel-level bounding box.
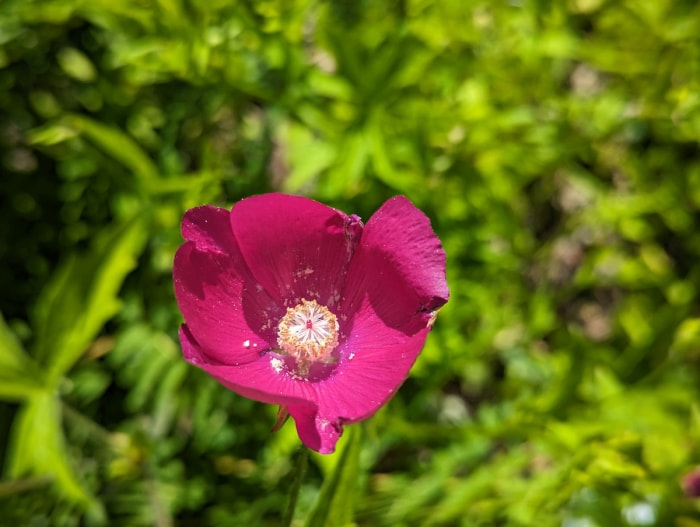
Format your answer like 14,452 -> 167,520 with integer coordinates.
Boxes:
2,0 -> 700,525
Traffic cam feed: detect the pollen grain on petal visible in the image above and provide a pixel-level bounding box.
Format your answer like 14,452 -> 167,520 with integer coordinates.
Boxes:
270,357 -> 284,373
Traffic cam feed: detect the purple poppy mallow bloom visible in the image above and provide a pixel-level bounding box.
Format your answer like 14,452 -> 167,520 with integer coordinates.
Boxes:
173,193 -> 449,454
682,467 -> 700,498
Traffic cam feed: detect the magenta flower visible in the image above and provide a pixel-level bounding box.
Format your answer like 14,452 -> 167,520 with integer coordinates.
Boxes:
682,467 -> 700,498
173,193 -> 448,454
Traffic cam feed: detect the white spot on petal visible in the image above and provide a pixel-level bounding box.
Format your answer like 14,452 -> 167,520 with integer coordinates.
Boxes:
270,357 -> 284,373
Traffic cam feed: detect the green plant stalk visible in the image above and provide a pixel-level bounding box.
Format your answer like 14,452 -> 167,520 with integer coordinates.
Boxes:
283,446 -> 309,527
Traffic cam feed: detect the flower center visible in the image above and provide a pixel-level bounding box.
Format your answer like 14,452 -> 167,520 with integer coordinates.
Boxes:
277,299 -> 339,363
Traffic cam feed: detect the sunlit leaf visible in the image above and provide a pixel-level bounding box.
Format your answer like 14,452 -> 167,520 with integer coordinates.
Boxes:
29,113 -> 160,191
5,390 -> 104,517
32,214 -> 147,387
57,47 -> 97,82
64,114 -> 161,188
0,313 -> 43,400
304,424 -> 362,527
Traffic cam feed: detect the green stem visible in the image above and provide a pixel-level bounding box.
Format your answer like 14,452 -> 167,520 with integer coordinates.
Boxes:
283,446 -> 309,527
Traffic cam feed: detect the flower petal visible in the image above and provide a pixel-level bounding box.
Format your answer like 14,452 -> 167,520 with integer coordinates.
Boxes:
173,207 -> 283,365
180,325 -> 342,452
230,193 -> 362,309
360,195 -> 449,310
340,195 -> 448,336
181,205 -> 237,254
316,323 -> 432,425
316,195 -> 449,423
178,326 -> 308,403
288,405 -> 343,454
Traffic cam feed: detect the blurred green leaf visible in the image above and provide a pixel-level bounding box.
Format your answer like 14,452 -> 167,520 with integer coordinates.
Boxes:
27,122 -> 80,145
110,324 -> 188,438
63,113 -> 161,188
29,114 -> 160,191
0,313 -> 43,400
280,121 -> 336,193
32,214 -> 147,386
5,390 -> 103,516
304,425 -> 362,527
57,47 -> 97,82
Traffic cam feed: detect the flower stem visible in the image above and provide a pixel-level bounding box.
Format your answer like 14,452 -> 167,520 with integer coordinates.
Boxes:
283,445 -> 309,527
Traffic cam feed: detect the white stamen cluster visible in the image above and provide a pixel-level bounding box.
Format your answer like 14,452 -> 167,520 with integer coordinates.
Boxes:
277,299 -> 339,365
